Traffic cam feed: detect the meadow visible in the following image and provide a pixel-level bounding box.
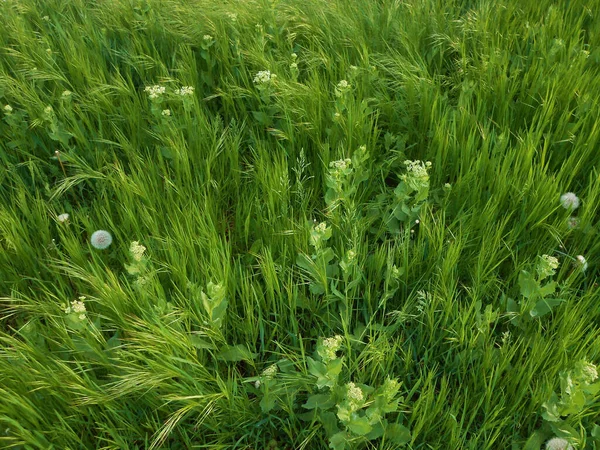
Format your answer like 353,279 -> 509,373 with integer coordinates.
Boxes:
1,0 -> 600,448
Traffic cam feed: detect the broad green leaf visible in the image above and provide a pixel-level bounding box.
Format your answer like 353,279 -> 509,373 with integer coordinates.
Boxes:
329,431 -> 347,450
260,394 -> 276,413
302,394 -> 334,410
530,298 -> 564,318
522,429 -> 549,450
347,416 -> 372,436
518,271 -> 538,299
321,411 -> 339,436
591,424 -> 600,439
386,423 -> 411,445
539,280 -> 557,297
189,335 -> 216,350
216,344 -> 256,362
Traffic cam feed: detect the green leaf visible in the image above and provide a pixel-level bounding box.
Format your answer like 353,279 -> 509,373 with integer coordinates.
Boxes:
591,424 -> 600,439
518,271 -> 538,299
189,335 -> 216,350
347,416 -> 372,436
321,411 -> 340,436
530,298 -> 564,318
307,357 -> 327,378
216,344 -> 256,362
303,394 -> 335,410
385,423 -> 411,445
329,431 -> 347,450
522,429 -> 549,450
539,280 -> 557,297
260,394 -> 277,413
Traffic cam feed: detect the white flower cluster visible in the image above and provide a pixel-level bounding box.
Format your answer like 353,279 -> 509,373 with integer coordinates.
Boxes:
175,86 -> 194,96
560,192 -> 580,210
161,109 -> 171,116
335,79 -> 350,97
226,12 -> 238,22
329,158 -> 352,171
579,360 -> 598,383
62,90 -> 72,98
130,241 -> 146,262
346,382 -> 364,408
144,85 -> 166,99
537,254 -> 559,279
253,70 -> 276,84
404,160 -> 432,179
4,104 -> 13,113
314,221 -> 328,234
318,335 -> 343,362
65,297 -> 87,320
254,363 -> 278,388
57,213 -> 69,223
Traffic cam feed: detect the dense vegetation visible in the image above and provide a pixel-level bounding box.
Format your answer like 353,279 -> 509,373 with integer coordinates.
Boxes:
1,0 -> 599,448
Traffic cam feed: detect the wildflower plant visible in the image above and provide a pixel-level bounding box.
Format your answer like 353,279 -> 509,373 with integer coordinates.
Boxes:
302,337 -> 411,449
374,160 -> 432,236
63,297 -> 88,330
502,255 -> 564,328
297,221 -> 339,295
526,360 -> 600,448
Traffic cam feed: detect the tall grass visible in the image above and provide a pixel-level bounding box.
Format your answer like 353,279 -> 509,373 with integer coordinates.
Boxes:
1,0 -> 599,448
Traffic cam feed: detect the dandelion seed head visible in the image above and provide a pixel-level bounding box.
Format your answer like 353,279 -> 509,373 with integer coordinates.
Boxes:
560,192 -> 580,210
90,230 -> 113,249
576,255 -> 588,272
545,437 -> 573,450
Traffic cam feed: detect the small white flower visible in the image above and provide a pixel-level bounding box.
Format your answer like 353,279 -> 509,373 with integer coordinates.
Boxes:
57,213 -> 69,223
290,62 -> 298,70
291,53 -> 297,59
560,192 -> 580,210
44,106 -> 53,114
226,12 -> 238,22
576,255 -> 588,272
262,364 -> 278,379
90,230 -> 113,249
203,35 -> 213,42
42,15 -> 50,21
3,105 -> 12,113
61,90 -> 72,97
545,437 -> 573,450
161,109 -> 171,116
46,48 -> 52,54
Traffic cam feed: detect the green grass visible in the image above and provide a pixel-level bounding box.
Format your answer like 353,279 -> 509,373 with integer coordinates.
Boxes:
1,0 -> 599,448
